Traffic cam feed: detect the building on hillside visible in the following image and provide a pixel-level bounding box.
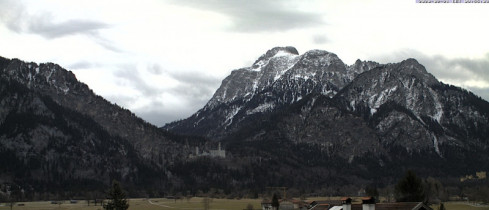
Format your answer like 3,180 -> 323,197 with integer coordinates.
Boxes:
193,142 -> 226,158
460,171 -> 487,182
209,142 -> 226,158
476,171 -> 487,179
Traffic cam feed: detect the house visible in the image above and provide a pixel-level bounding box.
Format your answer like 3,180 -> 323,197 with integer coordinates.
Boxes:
291,199 -> 310,210
261,199 -> 272,210
331,197 -> 433,210
309,200 -> 342,210
261,199 -> 309,210
265,197 -> 432,210
374,202 -> 433,210
280,200 -> 295,210
341,197 -> 352,210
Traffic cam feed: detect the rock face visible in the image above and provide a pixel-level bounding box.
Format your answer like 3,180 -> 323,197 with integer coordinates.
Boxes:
165,47 -> 489,176
165,47 -> 381,138
0,56 -> 189,192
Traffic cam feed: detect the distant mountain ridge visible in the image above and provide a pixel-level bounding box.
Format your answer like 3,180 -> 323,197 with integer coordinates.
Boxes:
165,47 -> 381,138
165,46 -> 489,178
0,56 -> 193,195
1,46 -> 489,197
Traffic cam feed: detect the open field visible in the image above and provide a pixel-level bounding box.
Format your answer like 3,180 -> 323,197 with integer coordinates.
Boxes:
1,199 -> 488,210
431,202 -> 489,210
0,197 -> 262,210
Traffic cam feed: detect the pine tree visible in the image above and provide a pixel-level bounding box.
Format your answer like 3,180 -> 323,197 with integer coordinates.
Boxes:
395,170 -> 425,202
272,193 -> 280,210
438,202 -> 446,210
103,180 -> 129,210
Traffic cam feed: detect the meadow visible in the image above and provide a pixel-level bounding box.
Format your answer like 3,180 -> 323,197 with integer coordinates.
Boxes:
1,198 -> 488,210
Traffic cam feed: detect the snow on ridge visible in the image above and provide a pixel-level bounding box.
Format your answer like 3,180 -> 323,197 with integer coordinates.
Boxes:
432,134 -> 442,157
252,60 -> 268,71
273,50 -> 298,58
368,86 -> 398,115
246,102 -> 275,115
273,58 -> 300,81
223,105 -> 242,126
428,88 -> 443,123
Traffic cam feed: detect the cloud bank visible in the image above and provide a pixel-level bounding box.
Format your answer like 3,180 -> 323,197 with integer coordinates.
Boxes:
0,0 -> 117,51
170,0 -> 326,32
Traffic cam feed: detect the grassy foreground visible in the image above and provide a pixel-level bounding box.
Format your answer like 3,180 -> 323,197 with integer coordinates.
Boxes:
431,202 -> 489,210
0,197 -> 262,210
1,199 -> 488,210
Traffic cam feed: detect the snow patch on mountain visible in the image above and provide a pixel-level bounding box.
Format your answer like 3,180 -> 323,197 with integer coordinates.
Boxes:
247,102 -> 276,115
223,105 -> 242,126
432,134 -> 442,157
429,88 -> 443,123
368,86 -> 398,115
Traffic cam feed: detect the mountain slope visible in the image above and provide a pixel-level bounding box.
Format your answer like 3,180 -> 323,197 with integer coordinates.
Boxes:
0,56 -> 192,195
1,57 -> 189,165
0,77 -> 155,189
165,47 -> 380,139
336,58 -> 489,155
165,47 -> 489,180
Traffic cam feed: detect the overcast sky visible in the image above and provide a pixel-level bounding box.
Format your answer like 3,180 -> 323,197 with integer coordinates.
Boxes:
1,0 -> 488,126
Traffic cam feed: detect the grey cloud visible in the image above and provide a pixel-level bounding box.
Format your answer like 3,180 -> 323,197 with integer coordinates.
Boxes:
111,64 -> 222,126
167,71 -> 221,102
165,71 -> 222,114
0,0 -> 118,51
106,93 -> 173,126
153,67 -> 222,125
136,110 -> 182,127
370,50 -> 489,101
28,16 -> 109,39
468,87 -> 489,102
105,94 -> 138,108
134,102 -> 198,127
170,0 -> 326,32
148,64 -> 164,75
114,65 -> 162,97
417,54 -> 489,85
313,34 -> 329,44
168,71 -> 221,86
68,61 -> 100,69
89,33 -> 122,53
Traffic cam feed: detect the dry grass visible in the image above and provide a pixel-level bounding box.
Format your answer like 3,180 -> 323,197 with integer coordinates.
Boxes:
431,202 -> 489,210
2,199 -> 488,210
0,198 -> 262,210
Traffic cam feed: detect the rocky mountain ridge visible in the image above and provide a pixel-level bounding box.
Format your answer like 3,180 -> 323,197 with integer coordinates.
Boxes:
1,46 -> 489,197
165,46 -> 489,172
165,47 -> 381,138
0,57 -> 188,164
0,56 -> 193,194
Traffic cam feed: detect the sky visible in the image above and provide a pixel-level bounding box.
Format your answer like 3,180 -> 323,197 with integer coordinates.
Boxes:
1,0 -> 488,126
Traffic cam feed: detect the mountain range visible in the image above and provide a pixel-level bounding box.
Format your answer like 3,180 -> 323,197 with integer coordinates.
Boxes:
166,46 -> 488,159
165,47 -> 489,192
1,46 -> 488,198
0,56 -> 194,197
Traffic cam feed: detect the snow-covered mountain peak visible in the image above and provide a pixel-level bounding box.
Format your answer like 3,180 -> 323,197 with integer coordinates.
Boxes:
252,46 -> 299,69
